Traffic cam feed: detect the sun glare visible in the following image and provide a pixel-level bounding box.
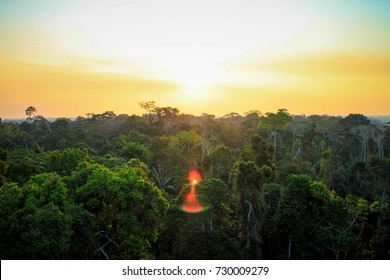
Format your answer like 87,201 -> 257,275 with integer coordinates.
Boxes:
162,59 -> 222,89
158,56 -> 228,105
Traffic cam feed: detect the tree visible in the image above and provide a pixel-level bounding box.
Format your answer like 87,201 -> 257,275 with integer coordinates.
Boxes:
371,127 -> 385,158
241,111 -> 261,139
139,101 -> 156,124
151,165 -> 175,194
74,160 -> 169,259
0,173 -> 73,259
153,106 -> 180,131
203,145 -> 237,182
47,118 -> 74,150
242,134 -> 275,169
288,115 -> 311,161
43,148 -> 91,176
351,125 -> 372,161
0,182 -> 24,259
23,202 -> 73,259
157,178 -> 239,259
272,174 -> 346,259
25,106 -> 38,121
340,113 -> 370,130
230,161 -> 266,259
102,131 -> 152,164
258,109 -> 293,158
273,174 -> 313,259
366,156 -> 390,206
261,182 -> 283,258
0,148 -> 8,185
6,149 -> 43,184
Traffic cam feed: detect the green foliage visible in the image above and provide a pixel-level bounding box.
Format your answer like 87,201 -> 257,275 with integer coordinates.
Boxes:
23,202 -> 73,259
1,108 -> 389,260
203,145 -> 236,182
6,149 -> 43,184
74,161 -> 169,259
0,175 -> 73,259
0,183 -> 24,259
157,178 -> 239,259
258,109 -> 293,131
43,148 -> 91,176
340,113 -> 371,130
0,148 -> 9,184
230,161 -> 266,259
152,165 -> 175,194
240,133 -> 276,178
26,173 -> 68,208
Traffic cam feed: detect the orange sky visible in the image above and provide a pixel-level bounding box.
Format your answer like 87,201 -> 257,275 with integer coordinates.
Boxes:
1,0 -> 389,118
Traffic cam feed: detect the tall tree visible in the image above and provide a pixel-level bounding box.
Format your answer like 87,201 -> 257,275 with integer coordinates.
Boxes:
25,106 -> 37,121
139,101 -> 156,124
258,109 -> 293,158
230,161 -> 266,259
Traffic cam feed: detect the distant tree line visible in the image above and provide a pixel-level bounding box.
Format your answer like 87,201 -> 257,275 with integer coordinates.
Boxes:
0,104 -> 389,259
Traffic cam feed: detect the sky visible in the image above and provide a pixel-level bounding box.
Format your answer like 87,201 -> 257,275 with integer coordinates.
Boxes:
1,0 -> 389,118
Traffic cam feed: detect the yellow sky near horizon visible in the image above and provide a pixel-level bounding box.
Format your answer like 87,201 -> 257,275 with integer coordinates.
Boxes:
1,0 -> 390,118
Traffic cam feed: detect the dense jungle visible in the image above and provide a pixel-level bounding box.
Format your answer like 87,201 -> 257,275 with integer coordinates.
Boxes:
0,104 -> 389,260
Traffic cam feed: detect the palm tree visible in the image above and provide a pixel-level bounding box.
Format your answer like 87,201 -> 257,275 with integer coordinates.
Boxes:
152,165 -> 175,194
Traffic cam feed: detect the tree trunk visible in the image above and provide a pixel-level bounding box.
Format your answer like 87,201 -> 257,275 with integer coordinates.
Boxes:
288,239 -> 292,259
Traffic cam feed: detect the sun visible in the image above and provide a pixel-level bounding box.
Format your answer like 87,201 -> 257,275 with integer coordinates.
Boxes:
159,57 -> 225,104
161,58 -> 222,89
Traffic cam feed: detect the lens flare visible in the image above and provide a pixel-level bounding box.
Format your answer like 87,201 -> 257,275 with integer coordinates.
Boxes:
188,170 -> 201,183
181,170 -> 205,213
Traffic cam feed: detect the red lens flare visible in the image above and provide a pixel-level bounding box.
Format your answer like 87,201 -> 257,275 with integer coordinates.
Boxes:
182,170 -> 204,213
188,170 -> 202,184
